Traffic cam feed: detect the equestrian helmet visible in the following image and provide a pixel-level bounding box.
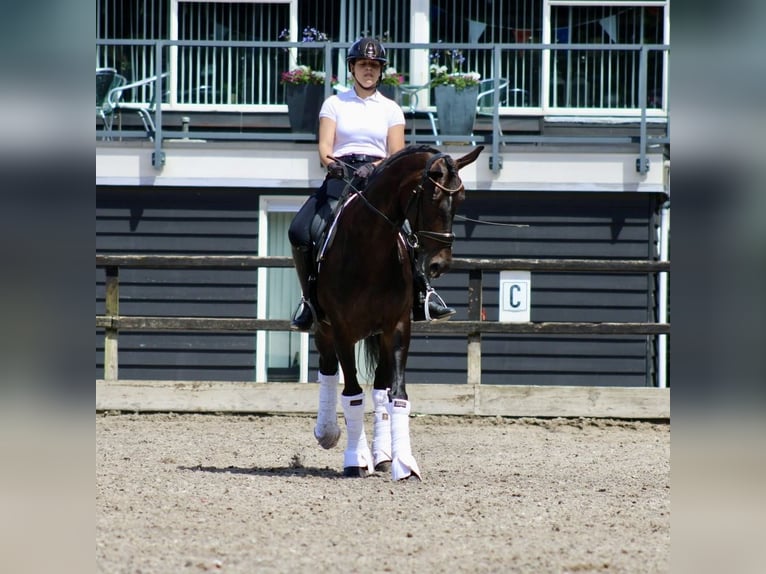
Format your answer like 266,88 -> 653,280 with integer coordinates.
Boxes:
346,38 -> 387,64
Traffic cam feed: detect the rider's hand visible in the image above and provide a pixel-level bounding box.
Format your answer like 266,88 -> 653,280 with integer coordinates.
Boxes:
354,162 -> 376,180
326,161 -> 345,179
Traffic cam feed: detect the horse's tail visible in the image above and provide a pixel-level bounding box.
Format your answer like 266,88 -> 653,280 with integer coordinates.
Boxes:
362,335 -> 380,379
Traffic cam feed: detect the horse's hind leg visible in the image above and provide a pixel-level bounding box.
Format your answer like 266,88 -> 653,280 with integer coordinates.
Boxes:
371,385 -> 392,472
313,329 -> 341,450
370,339 -> 392,472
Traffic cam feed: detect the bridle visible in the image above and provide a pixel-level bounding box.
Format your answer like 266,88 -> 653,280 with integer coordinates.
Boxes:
346,151 -> 463,249
406,152 -> 463,249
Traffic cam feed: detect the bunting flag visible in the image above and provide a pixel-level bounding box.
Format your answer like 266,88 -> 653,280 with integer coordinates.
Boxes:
468,19 -> 487,43
513,29 -> 533,44
599,15 -> 617,43
555,27 -> 569,44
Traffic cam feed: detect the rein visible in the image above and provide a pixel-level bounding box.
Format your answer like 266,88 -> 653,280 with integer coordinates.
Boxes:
337,151 -> 462,248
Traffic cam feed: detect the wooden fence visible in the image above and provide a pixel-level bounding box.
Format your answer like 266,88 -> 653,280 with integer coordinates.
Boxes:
96,254 -> 670,418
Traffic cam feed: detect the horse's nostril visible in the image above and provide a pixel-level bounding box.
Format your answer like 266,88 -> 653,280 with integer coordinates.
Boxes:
429,261 -> 447,278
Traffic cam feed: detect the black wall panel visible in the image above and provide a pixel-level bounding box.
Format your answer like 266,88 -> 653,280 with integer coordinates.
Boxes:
97,186 -> 663,387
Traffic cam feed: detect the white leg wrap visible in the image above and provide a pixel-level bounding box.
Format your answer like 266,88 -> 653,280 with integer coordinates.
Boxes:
340,393 -> 374,473
388,399 -> 421,481
371,389 -> 392,468
314,372 -> 341,449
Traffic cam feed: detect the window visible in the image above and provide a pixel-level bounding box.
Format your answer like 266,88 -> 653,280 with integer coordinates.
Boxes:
173,1 -> 293,106
256,196 -> 307,383
547,1 -> 667,110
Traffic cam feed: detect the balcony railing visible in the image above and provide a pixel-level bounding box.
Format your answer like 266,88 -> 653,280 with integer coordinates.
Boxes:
96,39 -> 669,173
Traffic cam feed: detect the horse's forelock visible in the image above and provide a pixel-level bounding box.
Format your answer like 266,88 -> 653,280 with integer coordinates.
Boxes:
431,155 -> 464,197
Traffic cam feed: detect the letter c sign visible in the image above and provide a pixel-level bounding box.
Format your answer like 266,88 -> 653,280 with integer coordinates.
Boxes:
498,271 -> 531,323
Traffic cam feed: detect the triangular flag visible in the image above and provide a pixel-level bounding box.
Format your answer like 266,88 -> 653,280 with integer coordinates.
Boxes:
513,29 -> 532,44
468,19 -> 487,43
599,15 -> 617,43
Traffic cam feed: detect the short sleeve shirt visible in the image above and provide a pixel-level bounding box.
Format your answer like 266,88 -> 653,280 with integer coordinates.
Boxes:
319,89 -> 405,158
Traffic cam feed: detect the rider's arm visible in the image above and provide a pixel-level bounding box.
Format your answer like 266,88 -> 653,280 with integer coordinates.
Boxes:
318,117 -> 336,168
386,124 -> 405,159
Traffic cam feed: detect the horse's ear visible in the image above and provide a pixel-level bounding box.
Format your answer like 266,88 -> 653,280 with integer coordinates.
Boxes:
455,146 -> 484,171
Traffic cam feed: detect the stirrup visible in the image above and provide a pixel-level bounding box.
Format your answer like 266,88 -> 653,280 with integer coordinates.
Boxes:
290,298 -> 317,331
423,289 -> 455,322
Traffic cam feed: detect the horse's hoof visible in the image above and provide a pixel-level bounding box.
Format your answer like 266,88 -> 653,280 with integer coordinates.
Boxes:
343,466 -> 371,478
395,473 -> 422,483
314,424 -> 341,450
374,460 -> 392,473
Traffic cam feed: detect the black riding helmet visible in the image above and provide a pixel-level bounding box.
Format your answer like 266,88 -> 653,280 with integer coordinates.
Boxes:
346,38 -> 387,66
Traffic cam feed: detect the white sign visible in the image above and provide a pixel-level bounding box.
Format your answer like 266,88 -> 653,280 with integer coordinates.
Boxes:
499,271 -> 531,323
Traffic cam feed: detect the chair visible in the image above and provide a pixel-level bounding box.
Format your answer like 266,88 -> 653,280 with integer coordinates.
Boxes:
475,78 -> 510,143
400,79 -> 511,146
106,73 -> 169,140
399,83 -> 440,145
96,68 -> 126,139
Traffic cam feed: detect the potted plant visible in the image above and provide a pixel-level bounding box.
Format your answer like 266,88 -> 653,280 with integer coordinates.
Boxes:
378,66 -> 405,104
279,27 -> 331,134
430,48 -> 481,136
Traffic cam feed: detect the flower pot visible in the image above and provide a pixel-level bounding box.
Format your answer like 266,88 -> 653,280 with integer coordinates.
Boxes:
285,83 -> 324,135
378,84 -> 401,105
434,84 -> 479,136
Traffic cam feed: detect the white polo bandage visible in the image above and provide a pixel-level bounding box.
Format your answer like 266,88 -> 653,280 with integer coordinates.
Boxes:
340,393 -> 374,472
371,388 -> 392,467
314,372 -> 340,449
388,398 -> 422,480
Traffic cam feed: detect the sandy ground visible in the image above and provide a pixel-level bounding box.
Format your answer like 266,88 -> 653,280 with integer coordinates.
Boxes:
96,412 -> 669,573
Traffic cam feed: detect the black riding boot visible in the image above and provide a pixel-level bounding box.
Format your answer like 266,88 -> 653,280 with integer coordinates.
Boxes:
290,245 -> 317,331
412,268 -> 456,322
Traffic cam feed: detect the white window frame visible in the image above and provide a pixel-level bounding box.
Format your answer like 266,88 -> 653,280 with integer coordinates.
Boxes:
543,0 -> 669,116
168,0 -> 298,111
256,195 -> 308,383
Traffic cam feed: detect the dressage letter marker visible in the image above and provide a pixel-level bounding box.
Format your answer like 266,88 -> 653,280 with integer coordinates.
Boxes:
498,271 -> 531,323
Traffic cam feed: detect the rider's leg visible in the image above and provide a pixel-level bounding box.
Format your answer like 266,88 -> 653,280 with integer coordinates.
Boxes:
288,196 -> 321,331
289,244 -> 316,331
287,178 -> 349,331
412,265 -> 456,321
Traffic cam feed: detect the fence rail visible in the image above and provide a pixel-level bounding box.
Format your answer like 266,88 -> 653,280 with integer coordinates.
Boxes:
96,254 -> 670,385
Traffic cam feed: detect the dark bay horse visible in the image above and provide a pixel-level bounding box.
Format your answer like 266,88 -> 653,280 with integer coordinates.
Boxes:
309,144 -> 483,481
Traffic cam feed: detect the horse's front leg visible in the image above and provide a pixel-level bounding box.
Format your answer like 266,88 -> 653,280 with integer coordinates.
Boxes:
313,327 -> 341,450
385,320 -> 421,482
335,336 -> 374,477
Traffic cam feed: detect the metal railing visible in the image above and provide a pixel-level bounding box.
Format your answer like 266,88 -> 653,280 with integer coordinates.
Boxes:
96,39 -> 669,174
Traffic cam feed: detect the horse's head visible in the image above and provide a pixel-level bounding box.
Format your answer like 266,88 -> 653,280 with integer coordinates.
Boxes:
408,146 -> 483,278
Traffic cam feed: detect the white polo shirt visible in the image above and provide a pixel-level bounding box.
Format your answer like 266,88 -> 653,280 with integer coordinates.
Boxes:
319,88 -> 405,158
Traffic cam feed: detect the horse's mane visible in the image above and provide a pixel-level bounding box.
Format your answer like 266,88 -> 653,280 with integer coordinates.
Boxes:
376,144 -> 441,173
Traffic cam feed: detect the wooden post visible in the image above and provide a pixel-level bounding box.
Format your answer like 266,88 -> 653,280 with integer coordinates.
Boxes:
104,266 -> 119,381
466,269 -> 482,385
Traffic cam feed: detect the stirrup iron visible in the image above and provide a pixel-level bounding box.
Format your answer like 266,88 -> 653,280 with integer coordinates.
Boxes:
291,297 -> 318,329
423,288 -> 451,321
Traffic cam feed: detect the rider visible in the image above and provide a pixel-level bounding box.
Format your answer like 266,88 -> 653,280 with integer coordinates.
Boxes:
287,37 -> 456,331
